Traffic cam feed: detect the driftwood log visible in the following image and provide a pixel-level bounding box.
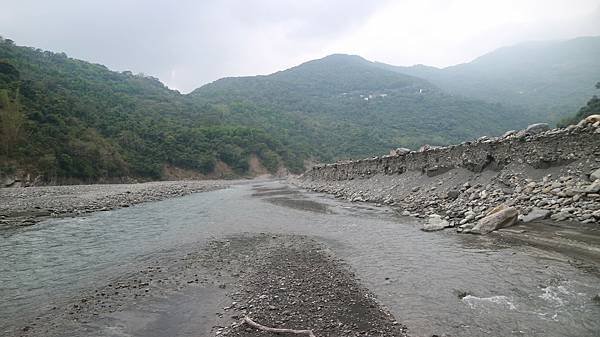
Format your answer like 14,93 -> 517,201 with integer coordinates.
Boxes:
243,316 -> 316,337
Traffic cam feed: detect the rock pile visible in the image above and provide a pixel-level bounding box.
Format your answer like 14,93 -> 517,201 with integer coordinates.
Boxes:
295,117 -> 600,234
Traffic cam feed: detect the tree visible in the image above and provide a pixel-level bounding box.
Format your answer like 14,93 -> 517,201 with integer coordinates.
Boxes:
557,81 -> 600,126
0,89 -> 25,157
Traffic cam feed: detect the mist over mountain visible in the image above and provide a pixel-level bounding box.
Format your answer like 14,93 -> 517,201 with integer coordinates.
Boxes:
381,36 -> 600,122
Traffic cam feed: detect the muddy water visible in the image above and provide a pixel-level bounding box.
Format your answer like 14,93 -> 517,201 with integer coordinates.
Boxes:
1,181 -> 600,336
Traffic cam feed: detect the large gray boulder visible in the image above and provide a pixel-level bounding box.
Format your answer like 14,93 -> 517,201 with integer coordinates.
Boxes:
518,123 -> 549,136
525,123 -> 550,133
418,144 -> 432,152
501,130 -> 517,138
586,180 -> 600,193
469,204 -> 518,235
390,147 -> 411,156
445,189 -> 460,200
577,114 -> 600,126
2,176 -> 17,188
422,214 -> 452,232
520,208 -> 550,223
590,168 -> 600,182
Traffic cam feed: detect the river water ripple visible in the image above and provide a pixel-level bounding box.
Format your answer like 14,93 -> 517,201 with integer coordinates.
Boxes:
1,181 -> 599,336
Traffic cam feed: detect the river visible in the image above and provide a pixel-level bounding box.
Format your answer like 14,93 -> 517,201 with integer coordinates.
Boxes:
1,181 -> 599,336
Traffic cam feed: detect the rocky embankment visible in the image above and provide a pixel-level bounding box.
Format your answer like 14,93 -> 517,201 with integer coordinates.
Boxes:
0,180 -> 228,230
296,117 -> 600,234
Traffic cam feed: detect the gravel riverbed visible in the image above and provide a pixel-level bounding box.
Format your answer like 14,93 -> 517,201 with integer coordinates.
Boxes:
13,234 -> 407,337
0,180 -> 229,230
3,181 -> 599,337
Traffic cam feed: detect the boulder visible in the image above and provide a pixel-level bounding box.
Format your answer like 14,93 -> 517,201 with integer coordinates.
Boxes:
468,204 -> 518,235
523,123 -> 550,135
520,208 -> 550,223
418,144 -> 432,152
550,212 -> 571,221
590,168 -> 600,182
446,189 -> 460,200
457,223 -> 475,233
586,180 -> 600,193
2,176 -> 18,188
501,130 -> 517,138
421,215 -> 451,232
390,147 -> 411,156
418,144 -> 442,152
584,114 -> 600,125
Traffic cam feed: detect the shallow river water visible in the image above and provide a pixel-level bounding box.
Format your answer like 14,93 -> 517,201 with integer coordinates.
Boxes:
1,181 -> 600,336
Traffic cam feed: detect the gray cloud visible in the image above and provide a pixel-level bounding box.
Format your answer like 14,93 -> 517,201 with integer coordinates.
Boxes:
1,0 -> 599,92
0,0 -> 386,92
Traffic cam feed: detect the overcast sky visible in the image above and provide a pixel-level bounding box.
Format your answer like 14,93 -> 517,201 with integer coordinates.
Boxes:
1,0 -> 599,93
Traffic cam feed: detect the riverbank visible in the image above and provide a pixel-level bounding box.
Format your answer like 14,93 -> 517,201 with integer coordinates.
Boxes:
295,121 -> 600,233
13,234 -> 407,337
0,180 -> 229,230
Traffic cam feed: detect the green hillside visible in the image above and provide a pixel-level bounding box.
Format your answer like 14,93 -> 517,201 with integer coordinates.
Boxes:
383,36 -> 600,122
2,36 -> 597,183
190,54 -> 534,160
0,38 -> 305,182
558,81 -> 600,126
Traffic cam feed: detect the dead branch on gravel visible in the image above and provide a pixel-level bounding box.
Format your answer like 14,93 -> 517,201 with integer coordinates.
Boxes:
243,316 -> 316,337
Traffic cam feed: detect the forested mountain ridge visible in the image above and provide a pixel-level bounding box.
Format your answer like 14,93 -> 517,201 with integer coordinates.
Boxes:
0,38 -> 306,182
559,81 -> 600,126
1,36 -> 598,183
190,54 -> 535,160
382,36 -> 600,121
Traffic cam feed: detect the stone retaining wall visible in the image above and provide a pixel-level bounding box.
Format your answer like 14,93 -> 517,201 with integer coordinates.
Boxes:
297,122 -> 600,229
303,125 -> 599,182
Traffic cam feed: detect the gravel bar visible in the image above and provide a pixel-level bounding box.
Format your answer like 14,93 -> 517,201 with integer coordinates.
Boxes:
0,180 -> 229,230
12,234 -> 409,337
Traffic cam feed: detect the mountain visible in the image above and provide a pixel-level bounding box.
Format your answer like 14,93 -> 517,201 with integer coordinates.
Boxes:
381,36 -> 600,121
558,82 -> 600,126
1,36 -> 597,183
190,54 -> 534,160
0,38 -> 306,182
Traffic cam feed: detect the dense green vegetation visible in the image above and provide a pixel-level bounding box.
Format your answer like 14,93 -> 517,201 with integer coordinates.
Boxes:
383,36 -> 600,122
0,37 -> 305,182
1,36 -> 598,183
190,54 -> 536,159
558,82 -> 600,126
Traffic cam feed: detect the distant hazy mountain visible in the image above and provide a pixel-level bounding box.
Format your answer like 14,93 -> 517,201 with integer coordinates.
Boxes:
380,36 -> 600,121
190,54 -> 533,160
